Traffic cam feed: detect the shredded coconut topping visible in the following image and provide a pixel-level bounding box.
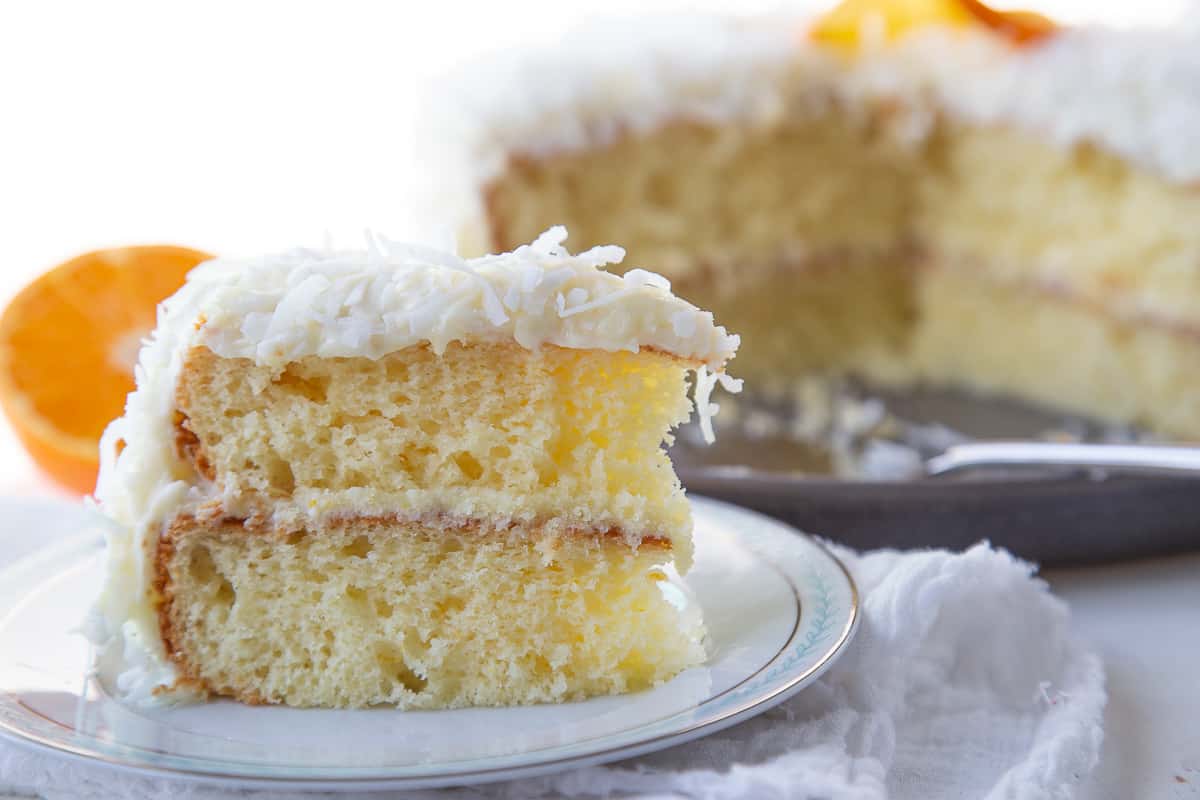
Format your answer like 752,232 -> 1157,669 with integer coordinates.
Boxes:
179,225 -> 736,368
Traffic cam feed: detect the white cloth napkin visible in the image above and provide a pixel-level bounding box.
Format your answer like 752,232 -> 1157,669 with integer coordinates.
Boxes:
0,542 -> 1105,800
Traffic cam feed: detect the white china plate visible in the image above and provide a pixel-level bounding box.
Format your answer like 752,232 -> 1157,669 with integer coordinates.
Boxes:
0,496 -> 858,791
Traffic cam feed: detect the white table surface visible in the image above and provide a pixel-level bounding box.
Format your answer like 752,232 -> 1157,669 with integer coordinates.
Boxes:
1048,554 -> 1200,800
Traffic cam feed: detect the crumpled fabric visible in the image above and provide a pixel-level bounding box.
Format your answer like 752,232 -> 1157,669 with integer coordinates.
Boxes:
1,542 -> 1104,800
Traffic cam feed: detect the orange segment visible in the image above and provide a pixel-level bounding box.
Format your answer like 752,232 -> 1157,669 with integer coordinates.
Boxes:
0,245 -> 213,493
812,0 -> 1057,48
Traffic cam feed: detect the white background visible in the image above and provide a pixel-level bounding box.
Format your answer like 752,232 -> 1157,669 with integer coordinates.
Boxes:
1,2 -> 1197,798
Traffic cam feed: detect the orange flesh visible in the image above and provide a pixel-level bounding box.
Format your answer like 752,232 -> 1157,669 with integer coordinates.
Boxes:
0,245 -> 212,492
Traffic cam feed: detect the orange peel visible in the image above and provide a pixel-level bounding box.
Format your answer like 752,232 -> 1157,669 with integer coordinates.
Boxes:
812,0 -> 1057,48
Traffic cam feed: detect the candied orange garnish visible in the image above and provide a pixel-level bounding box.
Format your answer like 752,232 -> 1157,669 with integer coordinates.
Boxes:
960,0 -> 1057,45
811,0 -> 972,47
811,0 -> 1057,48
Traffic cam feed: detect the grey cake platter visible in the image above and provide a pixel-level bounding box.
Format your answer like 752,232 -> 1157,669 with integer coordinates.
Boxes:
671,382 -> 1200,566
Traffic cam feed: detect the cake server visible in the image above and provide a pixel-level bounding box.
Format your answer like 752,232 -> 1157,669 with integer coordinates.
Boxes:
672,386 -> 1200,565
926,441 -> 1200,478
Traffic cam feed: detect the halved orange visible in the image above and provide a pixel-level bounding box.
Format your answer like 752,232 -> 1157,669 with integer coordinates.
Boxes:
0,245 -> 213,494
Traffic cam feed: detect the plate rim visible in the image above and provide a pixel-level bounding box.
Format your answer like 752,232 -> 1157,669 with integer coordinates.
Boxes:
0,496 -> 859,791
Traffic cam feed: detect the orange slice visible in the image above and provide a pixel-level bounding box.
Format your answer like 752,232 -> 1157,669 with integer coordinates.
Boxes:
812,0 -> 1056,48
0,245 -> 212,493
959,0 -> 1057,45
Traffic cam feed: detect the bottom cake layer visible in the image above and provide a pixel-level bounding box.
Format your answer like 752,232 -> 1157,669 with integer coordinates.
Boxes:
155,514 -> 704,709
677,259 -> 1200,439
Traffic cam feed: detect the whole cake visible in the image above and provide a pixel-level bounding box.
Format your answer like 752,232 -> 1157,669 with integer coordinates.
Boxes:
445,2 -> 1200,438
89,228 -> 739,708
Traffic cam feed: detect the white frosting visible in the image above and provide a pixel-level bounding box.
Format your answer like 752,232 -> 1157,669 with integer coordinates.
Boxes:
883,25 -> 1200,184
89,227 -> 739,703
437,13 -> 1200,239
439,16 -> 798,188
184,227 -> 737,369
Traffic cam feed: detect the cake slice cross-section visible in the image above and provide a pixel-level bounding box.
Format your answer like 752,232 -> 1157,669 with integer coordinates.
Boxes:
89,227 -> 739,709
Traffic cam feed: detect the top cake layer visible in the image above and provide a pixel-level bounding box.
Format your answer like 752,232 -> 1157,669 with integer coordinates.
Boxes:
97,225 -> 738,561
95,225 -> 738,562
440,14 -> 1200,189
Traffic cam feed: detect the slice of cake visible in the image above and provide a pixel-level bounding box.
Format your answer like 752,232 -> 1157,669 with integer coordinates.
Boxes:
444,3 -> 1200,438
88,227 -> 739,709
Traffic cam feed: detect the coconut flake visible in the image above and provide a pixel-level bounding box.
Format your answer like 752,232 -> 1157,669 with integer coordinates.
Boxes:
622,268 -> 671,291
693,365 -> 743,444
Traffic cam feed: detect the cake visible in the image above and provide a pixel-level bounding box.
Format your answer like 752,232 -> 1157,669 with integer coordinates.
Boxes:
444,2 -> 1200,439
88,228 -> 739,709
